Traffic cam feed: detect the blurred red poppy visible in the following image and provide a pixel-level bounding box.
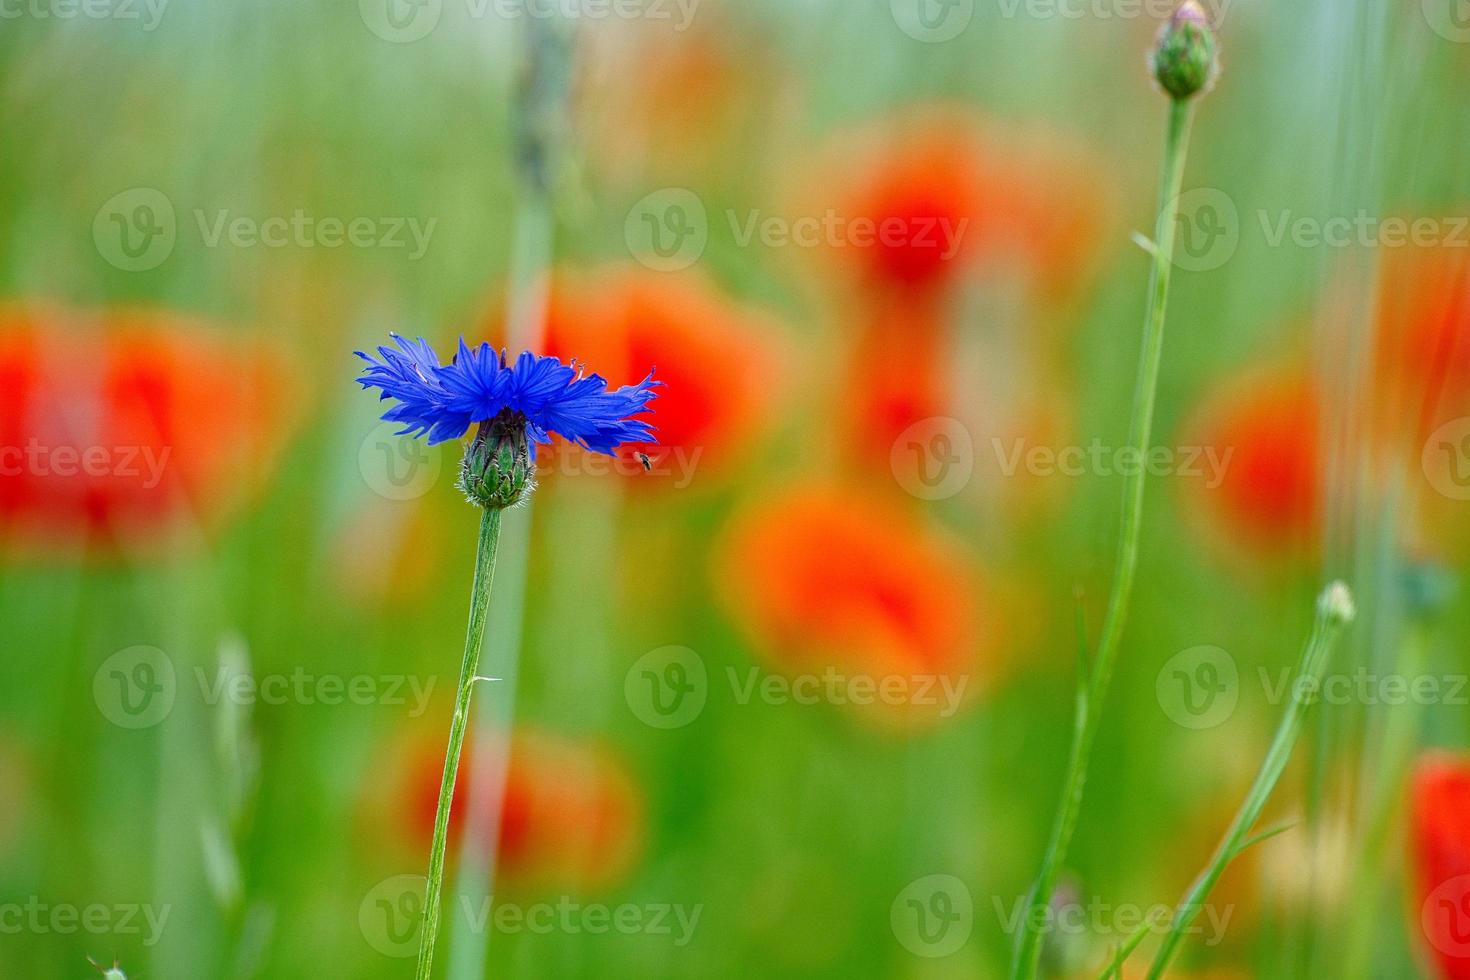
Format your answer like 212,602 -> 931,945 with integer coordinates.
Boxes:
493,266 -> 778,490
843,303 -> 948,470
1375,244 -> 1470,444
578,11 -> 773,181
0,303 -> 295,556
796,107 -> 1110,303
839,299 -> 1074,514
715,484 -> 992,727
1412,752 -> 1470,980
389,727 -> 643,893
1181,366 -> 1321,556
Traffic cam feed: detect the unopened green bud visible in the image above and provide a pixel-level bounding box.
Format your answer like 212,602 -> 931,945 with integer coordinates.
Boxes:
1151,1 -> 1219,100
459,410 -> 535,510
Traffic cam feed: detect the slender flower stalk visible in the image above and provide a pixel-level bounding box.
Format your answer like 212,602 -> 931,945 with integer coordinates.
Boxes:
1339,563 -> 1453,979
355,334 -> 661,980
1010,7 -> 1217,978
447,18 -> 573,980
417,506 -> 501,980
1144,582 -> 1357,979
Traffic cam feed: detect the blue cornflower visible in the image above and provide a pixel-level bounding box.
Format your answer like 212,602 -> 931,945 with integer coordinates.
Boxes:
356,333 -> 660,452
356,333 -> 661,508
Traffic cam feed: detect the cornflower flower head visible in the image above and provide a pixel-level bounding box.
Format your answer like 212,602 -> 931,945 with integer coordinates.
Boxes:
356,334 -> 661,509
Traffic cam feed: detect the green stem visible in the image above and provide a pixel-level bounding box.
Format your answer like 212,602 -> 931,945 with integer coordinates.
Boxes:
1146,585 -> 1355,979
1339,617 -> 1429,979
416,507 -> 503,980
1010,96 -> 1194,980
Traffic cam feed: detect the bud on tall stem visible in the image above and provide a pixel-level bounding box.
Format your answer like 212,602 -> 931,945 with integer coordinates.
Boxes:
1009,7 -> 1220,979
1151,0 -> 1220,101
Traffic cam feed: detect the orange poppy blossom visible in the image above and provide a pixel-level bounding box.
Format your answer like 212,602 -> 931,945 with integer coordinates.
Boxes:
1411,752 -> 1470,980
1177,363 -> 1322,562
790,106 -> 1112,305
577,9 -> 776,183
714,483 -> 994,728
486,266 -> 779,492
0,302 -> 295,556
1370,244 -> 1470,544
844,301 -> 948,473
797,110 -> 1106,498
842,297 -> 1074,514
370,726 -> 644,894
1374,242 -> 1470,444
1180,245 -> 1468,560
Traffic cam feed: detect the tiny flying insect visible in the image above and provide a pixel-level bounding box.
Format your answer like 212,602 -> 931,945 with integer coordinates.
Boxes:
88,957 -> 130,980
634,452 -> 654,472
